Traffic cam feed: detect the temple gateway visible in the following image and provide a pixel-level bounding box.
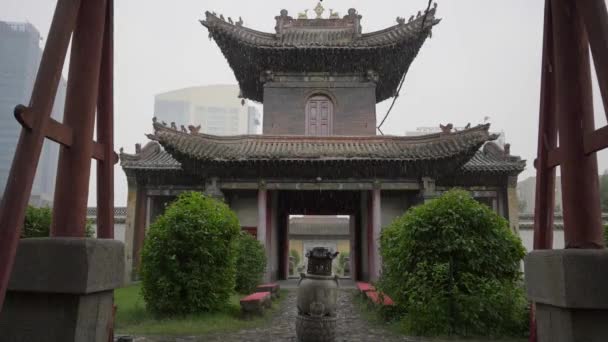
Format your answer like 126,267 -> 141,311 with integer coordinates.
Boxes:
120,4 -> 525,282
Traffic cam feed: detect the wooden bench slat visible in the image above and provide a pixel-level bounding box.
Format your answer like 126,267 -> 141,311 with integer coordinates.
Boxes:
241,291 -> 271,302
356,282 -> 375,292
366,291 -> 395,306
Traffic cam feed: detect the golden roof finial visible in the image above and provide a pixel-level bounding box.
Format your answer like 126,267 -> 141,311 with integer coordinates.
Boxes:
314,1 -> 325,19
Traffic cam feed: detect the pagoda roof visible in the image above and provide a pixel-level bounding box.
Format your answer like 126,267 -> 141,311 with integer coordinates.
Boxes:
121,133 -> 524,178
121,121 -> 524,179
200,5 -> 440,102
145,122 -> 491,162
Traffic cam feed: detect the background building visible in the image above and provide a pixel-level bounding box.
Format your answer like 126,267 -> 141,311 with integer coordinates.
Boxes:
0,21 -> 66,207
154,85 -> 262,136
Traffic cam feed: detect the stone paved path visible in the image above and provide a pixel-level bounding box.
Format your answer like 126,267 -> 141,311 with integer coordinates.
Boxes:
123,290 -> 422,342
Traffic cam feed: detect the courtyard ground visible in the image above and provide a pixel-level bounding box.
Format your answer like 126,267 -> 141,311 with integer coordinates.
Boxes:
116,288 -> 526,342
114,284 -> 285,336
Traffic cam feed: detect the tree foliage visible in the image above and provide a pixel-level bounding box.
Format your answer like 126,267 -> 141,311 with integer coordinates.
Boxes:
379,189 -> 527,337
234,231 -> 266,293
140,192 -> 240,316
22,205 -> 94,238
600,170 -> 608,211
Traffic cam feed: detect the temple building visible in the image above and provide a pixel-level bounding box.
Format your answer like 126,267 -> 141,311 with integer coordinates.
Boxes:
120,3 -> 525,282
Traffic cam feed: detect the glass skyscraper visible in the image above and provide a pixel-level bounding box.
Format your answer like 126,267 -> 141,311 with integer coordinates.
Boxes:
0,21 -> 66,206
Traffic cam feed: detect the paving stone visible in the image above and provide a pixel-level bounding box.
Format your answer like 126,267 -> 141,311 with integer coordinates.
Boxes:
121,290 -> 421,342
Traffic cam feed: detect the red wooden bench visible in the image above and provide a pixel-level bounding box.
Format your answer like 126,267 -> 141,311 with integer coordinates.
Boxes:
356,282 -> 375,295
240,291 -> 272,316
365,291 -> 395,306
256,283 -> 280,299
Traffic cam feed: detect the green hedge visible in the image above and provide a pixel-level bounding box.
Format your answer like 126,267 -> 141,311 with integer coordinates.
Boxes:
379,189 -> 527,337
234,232 -> 266,293
140,192 -> 240,316
22,205 -> 94,238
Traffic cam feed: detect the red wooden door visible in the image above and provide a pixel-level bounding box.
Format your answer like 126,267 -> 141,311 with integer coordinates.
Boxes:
306,96 -> 333,136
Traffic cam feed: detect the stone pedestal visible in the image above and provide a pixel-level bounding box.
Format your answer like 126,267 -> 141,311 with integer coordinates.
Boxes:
0,238 -> 124,342
525,249 -> 608,342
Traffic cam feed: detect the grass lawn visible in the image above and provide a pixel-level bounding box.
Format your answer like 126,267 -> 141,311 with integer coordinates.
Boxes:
114,283 -> 285,336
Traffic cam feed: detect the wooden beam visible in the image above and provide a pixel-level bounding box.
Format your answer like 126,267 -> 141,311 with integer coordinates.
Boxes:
584,125 -> 608,155
15,104 -> 118,163
14,105 -> 73,147
546,147 -> 561,168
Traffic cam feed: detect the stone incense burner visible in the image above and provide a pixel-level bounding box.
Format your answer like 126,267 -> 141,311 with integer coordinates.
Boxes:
295,247 -> 339,342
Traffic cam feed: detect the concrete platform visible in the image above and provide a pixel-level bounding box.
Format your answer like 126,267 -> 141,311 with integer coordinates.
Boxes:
0,238 -> 124,342
525,249 -> 608,342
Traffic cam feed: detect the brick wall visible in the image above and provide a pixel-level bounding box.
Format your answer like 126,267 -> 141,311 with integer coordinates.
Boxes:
263,82 -> 377,135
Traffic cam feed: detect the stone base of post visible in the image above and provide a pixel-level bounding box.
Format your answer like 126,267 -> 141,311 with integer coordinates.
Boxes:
525,249 -> 608,342
0,238 -> 124,342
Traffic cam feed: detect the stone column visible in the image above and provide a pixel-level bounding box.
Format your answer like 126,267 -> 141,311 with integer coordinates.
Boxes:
349,214 -> 356,280
506,175 -> 520,234
0,238 -> 124,342
360,191 -> 370,280
371,186 -> 382,281
131,189 -> 147,279
204,177 -> 225,202
420,177 -> 437,202
123,176 -> 138,284
525,250 -> 608,341
257,184 -> 269,281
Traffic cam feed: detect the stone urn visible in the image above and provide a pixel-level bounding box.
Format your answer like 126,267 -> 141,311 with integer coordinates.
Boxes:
296,247 -> 339,342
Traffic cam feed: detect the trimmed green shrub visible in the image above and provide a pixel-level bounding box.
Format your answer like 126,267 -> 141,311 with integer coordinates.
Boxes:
22,205 -> 95,238
234,231 -> 266,293
379,189 -> 527,337
290,249 -> 301,267
335,251 -> 350,276
140,192 -> 240,316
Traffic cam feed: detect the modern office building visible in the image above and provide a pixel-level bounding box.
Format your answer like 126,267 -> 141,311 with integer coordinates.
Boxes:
153,85 -> 262,136
0,21 -> 66,207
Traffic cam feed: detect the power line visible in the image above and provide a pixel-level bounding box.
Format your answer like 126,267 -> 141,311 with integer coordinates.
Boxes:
377,0 -> 435,135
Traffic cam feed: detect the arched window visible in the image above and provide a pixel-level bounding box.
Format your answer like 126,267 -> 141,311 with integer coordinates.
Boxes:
305,95 -> 333,136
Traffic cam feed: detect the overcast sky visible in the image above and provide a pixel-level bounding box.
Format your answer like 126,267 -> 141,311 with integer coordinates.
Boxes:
1,0 -> 607,206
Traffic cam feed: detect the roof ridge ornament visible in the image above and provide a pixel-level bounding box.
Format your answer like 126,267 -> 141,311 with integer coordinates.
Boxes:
314,2 -> 325,19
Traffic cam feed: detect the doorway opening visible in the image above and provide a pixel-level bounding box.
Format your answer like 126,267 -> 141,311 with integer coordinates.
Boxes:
287,215 -> 352,279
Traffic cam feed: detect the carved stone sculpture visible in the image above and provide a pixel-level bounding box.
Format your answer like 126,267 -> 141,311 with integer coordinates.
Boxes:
296,247 -> 339,342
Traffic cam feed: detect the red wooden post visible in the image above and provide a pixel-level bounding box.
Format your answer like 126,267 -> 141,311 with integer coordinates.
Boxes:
533,0 -> 557,252
551,0 -> 604,249
97,0 -> 115,239
0,0 -> 82,311
51,0 -> 108,237
530,3 -> 557,339
577,0 -> 608,117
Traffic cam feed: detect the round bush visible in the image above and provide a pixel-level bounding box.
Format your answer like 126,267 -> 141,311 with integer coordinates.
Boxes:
234,232 -> 266,293
379,189 -> 527,337
140,192 -> 240,316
